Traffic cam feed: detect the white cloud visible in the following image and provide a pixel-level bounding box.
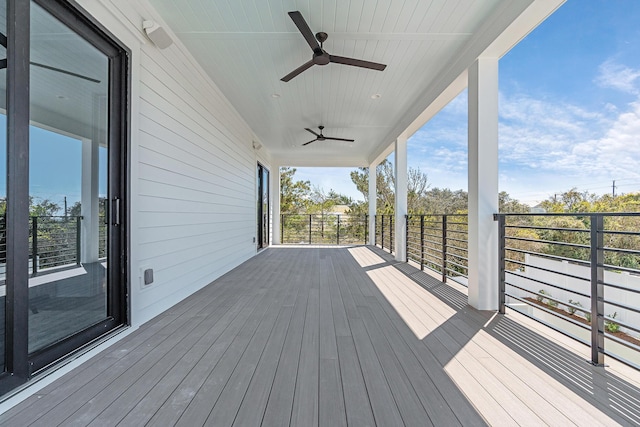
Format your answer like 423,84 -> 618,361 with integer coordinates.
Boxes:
498,90 -> 640,197
407,62 -> 640,199
596,60 -> 640,95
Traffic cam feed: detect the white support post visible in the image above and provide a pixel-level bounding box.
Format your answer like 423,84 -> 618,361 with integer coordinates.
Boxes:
395,136 -> 408,261
468,57 -> 499,310
368,163 -> 377,245
81,138 -> 99,264
272,165 -> 281,245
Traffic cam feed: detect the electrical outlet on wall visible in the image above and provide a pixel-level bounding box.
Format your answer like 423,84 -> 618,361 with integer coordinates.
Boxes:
144,269 -> 154,285
140,266 -> 154,287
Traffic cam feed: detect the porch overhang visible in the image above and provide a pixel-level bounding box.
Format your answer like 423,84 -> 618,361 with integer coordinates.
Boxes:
147,0 -> 565,168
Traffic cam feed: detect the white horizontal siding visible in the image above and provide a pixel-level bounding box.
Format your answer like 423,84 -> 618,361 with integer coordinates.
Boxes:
79,0 -> 270,325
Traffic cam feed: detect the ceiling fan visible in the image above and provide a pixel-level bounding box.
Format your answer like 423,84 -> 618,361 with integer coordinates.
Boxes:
302,126 -> 354,146
281,11 -> 387,82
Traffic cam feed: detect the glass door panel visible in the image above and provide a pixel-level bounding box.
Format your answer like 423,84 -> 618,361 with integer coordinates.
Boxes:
262,168 -> 269,247
0,0 -> 6,372
257,164 -> 269,249
28,1 -> 109,353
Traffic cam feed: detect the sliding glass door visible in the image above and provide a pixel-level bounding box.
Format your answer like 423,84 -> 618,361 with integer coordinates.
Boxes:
257,164 -> 269,249
0,0 -> 6,376
0,0 -> 127,395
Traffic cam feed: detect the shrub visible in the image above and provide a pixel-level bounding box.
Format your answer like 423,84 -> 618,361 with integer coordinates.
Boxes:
536,289 -> 558,309
567,299 -> 582,315
605,312 -> 620,333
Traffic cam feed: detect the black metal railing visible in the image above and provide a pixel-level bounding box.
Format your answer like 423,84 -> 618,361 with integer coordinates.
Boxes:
495,212 -> 640,367
28,215 -> 82,275
375,214 -> 394,253
406,214 -> 468,285
280,214 -> 368,245
99,213 -> 107,259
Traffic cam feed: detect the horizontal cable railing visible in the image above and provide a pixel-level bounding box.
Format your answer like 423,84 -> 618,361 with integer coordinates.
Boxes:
406,214 -> 468,286
0,215 -> 82,279
375,214 -> 394,254
495,212 -> 640,368
99,214 -> 107,259
280,214 -> 368,245
29,216 -> 82,275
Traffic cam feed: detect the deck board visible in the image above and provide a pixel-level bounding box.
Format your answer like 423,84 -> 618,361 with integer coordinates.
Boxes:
2,246 -> 640,426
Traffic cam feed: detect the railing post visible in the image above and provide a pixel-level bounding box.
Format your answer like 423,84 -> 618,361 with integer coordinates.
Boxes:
309,214 -> 312,244
405,215 -> 409,262
420,215 -> 425,271
590,214 -> 605,366
364,214 -> 368,244
281,214 -> 284,244
388,215 -> 392,253
441,215 -> 447,283
337,215 -> 340,245
496,214 -> 506,314
381,215 -> 384,249
31,216 -> 38,275
76,216 -> 82,265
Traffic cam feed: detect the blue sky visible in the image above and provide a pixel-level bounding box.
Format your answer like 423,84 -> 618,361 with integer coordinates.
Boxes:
295,0 -> 640,206
0,117 -> 107,212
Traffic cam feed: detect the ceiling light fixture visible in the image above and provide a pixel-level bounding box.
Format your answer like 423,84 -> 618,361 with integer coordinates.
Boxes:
271,93 -> 281,98
370,93 -> 381,99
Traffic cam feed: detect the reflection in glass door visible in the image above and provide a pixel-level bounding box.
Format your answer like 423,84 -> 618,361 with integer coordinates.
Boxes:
0,0 -> 125,395
257,164 -> 269,249
0,0 -> 6,373
28,1 -> 110,354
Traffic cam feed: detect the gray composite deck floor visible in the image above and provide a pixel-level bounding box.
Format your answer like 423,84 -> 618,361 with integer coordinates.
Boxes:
2,245 -> 640,426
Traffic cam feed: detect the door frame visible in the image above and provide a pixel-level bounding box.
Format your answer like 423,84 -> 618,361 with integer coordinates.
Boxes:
257,163 -> 270,249
0,0 -> 129,395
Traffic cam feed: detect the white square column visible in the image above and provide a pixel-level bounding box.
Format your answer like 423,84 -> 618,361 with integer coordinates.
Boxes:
271,165 -> 281,245
368,163 -> 377,245
81,138 -> 100,263
394,136 -> 408,261
468,57 -> 499,310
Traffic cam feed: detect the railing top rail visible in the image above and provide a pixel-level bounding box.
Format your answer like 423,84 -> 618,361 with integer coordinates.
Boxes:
407,213 -> 468,217
29,215 -> 83,219
494,212 -> 640,218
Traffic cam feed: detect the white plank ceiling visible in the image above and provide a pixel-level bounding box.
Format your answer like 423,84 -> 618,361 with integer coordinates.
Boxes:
146,0 -> 555,167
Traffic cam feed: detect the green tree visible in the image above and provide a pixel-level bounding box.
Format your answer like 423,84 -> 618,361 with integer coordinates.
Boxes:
350,160 -> 394,213
349,159 -> 430,214
499,191 -> 530,213
422,188 -> 468,214
280,167 -> 311,214
68,201 -> 82,217
29,197 -> 61,217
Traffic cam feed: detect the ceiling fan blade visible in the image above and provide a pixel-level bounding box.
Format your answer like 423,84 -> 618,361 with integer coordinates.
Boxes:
304,128 -> 320,137
324,137 -> 355,142
288,11 -> 321,51
330,55 -> 387,71
302,139 -> 317,146
281,59 -> 315,82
